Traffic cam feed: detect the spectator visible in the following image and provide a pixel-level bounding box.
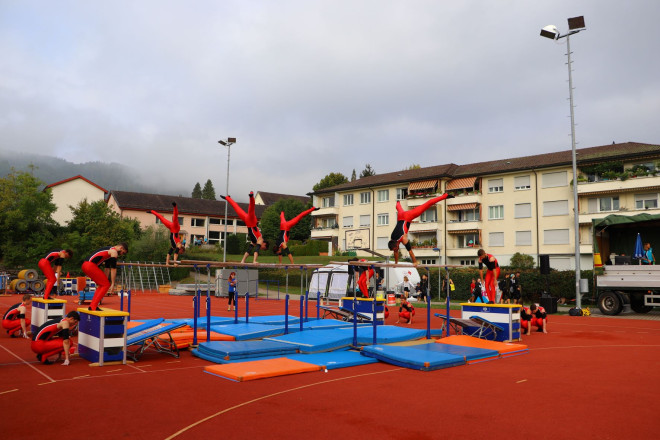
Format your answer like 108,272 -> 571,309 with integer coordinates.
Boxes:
642,242 -> 655,265
419,274 -> 429,302
397,276 -> 415,299
510,273 -> 521,304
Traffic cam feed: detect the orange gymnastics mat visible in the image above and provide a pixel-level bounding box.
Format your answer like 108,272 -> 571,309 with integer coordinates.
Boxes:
204,357 -> 323,382
436,335 -> 528,357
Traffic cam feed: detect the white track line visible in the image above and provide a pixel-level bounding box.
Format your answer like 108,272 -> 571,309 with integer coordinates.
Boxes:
0,344 -> 55,383
0,388 -> 19,395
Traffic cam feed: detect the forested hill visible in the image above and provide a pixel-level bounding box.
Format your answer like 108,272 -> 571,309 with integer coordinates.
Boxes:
0,150 -> 177,194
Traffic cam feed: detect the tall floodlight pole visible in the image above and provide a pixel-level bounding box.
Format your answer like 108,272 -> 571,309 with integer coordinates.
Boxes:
540,16 -> 586,308
218,138 -> 237,262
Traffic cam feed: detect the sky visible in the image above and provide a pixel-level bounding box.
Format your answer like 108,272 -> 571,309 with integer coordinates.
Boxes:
1,0 -> 659,201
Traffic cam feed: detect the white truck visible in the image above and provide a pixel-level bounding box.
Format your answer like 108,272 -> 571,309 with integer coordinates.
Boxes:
596,265 -> 660,315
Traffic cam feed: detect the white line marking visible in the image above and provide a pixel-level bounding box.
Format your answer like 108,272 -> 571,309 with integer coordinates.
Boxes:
0,388 -> 19,395
0,343 -> 54,383
516,379 -> 527,384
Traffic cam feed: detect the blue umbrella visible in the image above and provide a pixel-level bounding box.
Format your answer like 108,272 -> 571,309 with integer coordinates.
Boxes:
633,233 -> 644,264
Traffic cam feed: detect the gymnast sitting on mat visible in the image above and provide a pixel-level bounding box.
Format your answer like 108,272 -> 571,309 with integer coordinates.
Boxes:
396,297 -> 415,325
521,303 -> 548,335
2,294 -> 32,338
31,311 -> 80,365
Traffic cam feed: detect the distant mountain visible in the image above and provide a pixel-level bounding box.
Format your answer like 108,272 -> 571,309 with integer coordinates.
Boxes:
0,150 -> 185,194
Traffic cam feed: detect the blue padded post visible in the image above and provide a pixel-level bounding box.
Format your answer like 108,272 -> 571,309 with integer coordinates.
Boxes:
206,264 -> 211,343
426,267 -> 431,339
284,294 -> 289,335
299,295 -> 304,332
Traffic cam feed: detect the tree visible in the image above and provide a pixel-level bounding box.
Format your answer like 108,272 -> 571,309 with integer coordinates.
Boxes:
225,233 -> 245,255
406,164 -> 421,170
509,252 -> 535,269
202,179 -> 216,200
360,164 -> 376,178
0,169 -> 59,265
351,169 -> 357,181
65,200 -> 141,266
192,182 -> 202,198
259,199 -> 313,243
312,172 -> 348,192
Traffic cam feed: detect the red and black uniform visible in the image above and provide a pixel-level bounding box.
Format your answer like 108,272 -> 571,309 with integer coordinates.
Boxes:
398,300 -> 415,322
2,303 -> 30,336
82,247 -> 114,311
274,207 -> 317,255
38,250 -> 65,299
479,254 -> 500,303
31,318 -> 74,363
150,204 -> 181,253
521,305 -> 548,332
224,193 -> 262,247
390,194 -> 450,249
357,268 -> 375,298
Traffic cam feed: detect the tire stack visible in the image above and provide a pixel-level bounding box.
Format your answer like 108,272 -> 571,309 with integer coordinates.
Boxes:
10,269 -> 44,294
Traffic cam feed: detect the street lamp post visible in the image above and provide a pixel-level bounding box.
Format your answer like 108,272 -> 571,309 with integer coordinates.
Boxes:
540,16 -> 586,309
218,137 -> 237,262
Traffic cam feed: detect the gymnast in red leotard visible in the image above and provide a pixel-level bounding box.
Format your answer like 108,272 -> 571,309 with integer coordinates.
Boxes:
149,202 -> 185,265
273,207 -> 318,263
222,192 -> 269,263
387,193 -> 452,264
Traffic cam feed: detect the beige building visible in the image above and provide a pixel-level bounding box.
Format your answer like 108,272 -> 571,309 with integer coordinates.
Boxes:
310,142 -> 660,269
44,175 -> 108,226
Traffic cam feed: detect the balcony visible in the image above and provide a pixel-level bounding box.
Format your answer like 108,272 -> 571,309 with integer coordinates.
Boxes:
446,220 -> 480,233
577,174 -> 660,196
313,205 -> 339,216
446,192 -> 481,206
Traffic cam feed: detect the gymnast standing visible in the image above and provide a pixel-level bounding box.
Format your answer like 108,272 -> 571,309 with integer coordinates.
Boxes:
388,193 -> 452,264
273,206 -> 318,263
221,192 -> 269,263
150,202 -> 184,265
38,249 -> 73,299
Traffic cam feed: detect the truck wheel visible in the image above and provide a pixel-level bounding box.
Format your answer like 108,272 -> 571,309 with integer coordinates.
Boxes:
598,292 -> 622,315
630,294 -> 653,314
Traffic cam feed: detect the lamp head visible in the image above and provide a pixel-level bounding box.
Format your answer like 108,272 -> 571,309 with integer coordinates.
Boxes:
218,137 -> 237,146
540,25 -> 559,40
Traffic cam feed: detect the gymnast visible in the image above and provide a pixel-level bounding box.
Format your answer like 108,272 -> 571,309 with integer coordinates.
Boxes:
221,192 -> 269,263
31,311 -> 80,365
396,296 -> 415,325
2,294 -> 32,338
38,249 -> 73,299
150,202 -> 185,265
477,248 -> 500,304
273,206 -> 318,263
81,243 -> 128,311
388,193 -> 452,264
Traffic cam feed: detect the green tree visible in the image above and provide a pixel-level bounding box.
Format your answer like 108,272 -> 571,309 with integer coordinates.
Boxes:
129,225 -> 170,262
313,172 -> 348,192
202,179 -> 216,200
259,199 -> 313,243
406,164 -> 421,170
225,233 -> 245,254
65,200 -> 141,266
360,164 -> 376,178
192,182 -> 202,198
509,252 -> 535,269
351,169 -> 357,181
0,169 -> 59,265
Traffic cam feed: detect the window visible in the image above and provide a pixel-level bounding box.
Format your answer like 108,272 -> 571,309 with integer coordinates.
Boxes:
359,214 -> 371,227
421,258 -> 439,265
489,232 -> 504,247
210,218 -> 220,225
588,197 -> 619,213
514,175 -> 531,190
360,192 -> 371,204
377,237 -> 390,249
396,188 -> 408,200
236,220 -> 245,227
488,205 -> 504,220
457,234 -> 479,248
460,259 -> 476,266
342,216 -> 353,228
377,190 -> 389,202
322,196 -> 334,208
377,213 -> 389,226
543,200 -> 569,216
488,178 -> 503,193
419,208 -> 437,223
541,171 -> 567,188
321,218 -> 337,228
457,208 -> 479,222
635,193 -> 658,210
208,231 -> 220,243
191,218 -> 205,227
343,194 -> 354,206
156,216 -> 184,225
514,203 -> 532,218
516,231 -> 532,246
544,229 -> 570,245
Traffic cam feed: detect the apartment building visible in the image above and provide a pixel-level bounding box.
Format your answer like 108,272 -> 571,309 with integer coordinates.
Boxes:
310,142 -> 660,269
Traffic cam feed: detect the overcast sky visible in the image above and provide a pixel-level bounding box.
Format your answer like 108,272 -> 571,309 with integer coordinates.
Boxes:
2,1 -> 659,201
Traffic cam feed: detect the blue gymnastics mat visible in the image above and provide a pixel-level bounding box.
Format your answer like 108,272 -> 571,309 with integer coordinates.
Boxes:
192,349 -> 283,364
196,340 -> 299,360
361,345 -> 466,371
209,323 -> 289,340
287,350 -> 378,370
176,317 -> 243,328
127,319 -> 164,336
302,319 -> 372,330
337,325 -> 427,345
409,342 -> 500,364
264,329 -> 353,353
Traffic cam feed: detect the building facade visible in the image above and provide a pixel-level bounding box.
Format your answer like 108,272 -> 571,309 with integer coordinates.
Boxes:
310,142 -> 660,270
44,175 -> 108,226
